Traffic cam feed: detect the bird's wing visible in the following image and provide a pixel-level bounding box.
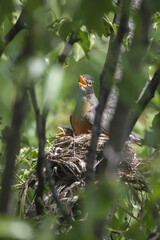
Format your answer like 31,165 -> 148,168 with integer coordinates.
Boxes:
129,131 -> 143,144
70,115 -> 73,128
85,106 -> 113,134
85,87 -> 117,132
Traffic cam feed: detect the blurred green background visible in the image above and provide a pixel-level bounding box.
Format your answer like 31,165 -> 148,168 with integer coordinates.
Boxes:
1,0 -> 160,240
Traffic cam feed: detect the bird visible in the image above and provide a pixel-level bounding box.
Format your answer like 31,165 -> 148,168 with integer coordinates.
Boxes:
70,74 -> 143,143
54,126 -> 73,137
70,74 -> 115,135
70,74 -> 98,135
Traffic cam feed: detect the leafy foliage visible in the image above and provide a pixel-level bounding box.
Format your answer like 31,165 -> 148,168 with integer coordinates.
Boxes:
1,0 -> 160,239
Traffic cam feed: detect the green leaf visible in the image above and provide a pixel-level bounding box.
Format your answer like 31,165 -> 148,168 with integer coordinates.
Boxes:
59,19 -> 73,41
145,127 -> 160,147
78,30 -> 90,55
152,112 -> 160,128
28,149 -> 38,159
73,0 -> 118,33
122,223 -> 147,239
73,42 -> 85,62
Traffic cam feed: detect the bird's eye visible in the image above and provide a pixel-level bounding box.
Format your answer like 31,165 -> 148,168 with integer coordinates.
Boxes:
88,80 -> 92,86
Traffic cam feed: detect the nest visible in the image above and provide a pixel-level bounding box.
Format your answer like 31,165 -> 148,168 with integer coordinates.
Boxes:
26,133 -> 148,218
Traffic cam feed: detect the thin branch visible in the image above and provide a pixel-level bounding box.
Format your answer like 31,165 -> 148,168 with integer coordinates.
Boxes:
136,67 -> 160,118
127,66 -> 160,139
0,87 -> 28,213
109,59 -> 160,154
0,9 -> 25,57
29,85 -> 46,215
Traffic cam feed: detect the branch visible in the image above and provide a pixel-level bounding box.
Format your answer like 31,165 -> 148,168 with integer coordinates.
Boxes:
86,0 -> 131,182
138,67 -> 160,110
0,87 -> 28,213
29,85 -> 71,220
0,9 -> 25,57
128,66 -> 160,137
29,85 -> 46,215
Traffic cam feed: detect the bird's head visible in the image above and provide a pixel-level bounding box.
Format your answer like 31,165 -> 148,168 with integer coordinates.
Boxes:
78,74 -> 94,94
54,126 -> 73,137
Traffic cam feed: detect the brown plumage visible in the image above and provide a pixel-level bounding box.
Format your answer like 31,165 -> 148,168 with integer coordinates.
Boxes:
70,74 -> 143,143
70,74 -> 98,135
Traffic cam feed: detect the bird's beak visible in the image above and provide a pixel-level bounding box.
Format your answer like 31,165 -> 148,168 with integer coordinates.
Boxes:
79,75 -> 87,88
54,126 -> 65,136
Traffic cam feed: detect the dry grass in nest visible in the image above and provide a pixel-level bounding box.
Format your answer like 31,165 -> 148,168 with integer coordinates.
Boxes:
26,133 -> 148,218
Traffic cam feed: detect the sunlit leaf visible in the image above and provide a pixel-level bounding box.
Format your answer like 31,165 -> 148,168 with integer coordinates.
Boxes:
28,149 -> 38,159
73,42 -> 85,62
77,30 -> 90,54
